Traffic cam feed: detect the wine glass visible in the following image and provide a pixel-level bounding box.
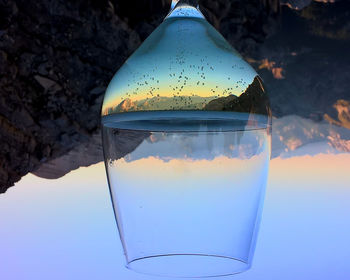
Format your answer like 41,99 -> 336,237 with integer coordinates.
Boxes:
101,0 -> 271,277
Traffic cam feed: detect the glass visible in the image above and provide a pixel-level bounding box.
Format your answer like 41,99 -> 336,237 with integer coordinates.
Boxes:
101,0 -> 271,277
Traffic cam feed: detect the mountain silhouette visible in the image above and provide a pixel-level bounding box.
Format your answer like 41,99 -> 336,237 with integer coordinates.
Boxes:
109,76 -> 270,115
114,98 -> 138,112
110,95 -> 217,113
204,76 -> 270,116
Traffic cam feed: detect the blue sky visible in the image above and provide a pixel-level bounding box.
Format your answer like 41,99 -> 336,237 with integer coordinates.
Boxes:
1,148 -> 350,280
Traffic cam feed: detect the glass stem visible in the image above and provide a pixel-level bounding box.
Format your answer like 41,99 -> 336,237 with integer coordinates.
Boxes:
171,0 -> 180,10
171,0 -> 199,10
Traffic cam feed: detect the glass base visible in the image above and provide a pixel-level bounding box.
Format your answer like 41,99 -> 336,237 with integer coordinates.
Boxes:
127,254 -> 250,278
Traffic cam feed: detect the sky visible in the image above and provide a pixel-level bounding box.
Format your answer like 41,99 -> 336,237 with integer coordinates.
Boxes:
0,146 -> 350,280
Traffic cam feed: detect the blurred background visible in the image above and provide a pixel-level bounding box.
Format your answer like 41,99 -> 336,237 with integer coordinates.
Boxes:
0,1 -> 350,279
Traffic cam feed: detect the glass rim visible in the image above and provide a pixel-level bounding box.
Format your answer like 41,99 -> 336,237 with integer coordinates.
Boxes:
126,253 -> 251,278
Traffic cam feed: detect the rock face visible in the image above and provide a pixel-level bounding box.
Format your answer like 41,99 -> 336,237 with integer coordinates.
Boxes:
200,0 -> 280,56
32,133 -> 104,179
0,0 -> 140,192
254,1 -> 350,120
0,0 -> 349,193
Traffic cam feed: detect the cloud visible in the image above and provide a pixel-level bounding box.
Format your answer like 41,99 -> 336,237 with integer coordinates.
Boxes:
271,113 -> 350,158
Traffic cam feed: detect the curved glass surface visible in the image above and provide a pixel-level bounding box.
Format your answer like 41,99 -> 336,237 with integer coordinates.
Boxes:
101,1 -> 271,277
101,3 -> 271,124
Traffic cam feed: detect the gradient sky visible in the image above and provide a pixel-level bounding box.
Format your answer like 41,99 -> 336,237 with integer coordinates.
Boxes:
0,146 -> 350,280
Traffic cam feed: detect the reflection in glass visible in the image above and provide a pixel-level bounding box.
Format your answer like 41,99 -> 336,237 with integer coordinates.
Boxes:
101,0 -> 271,277
102,112 -> 270,277
101,4 -> 270,118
